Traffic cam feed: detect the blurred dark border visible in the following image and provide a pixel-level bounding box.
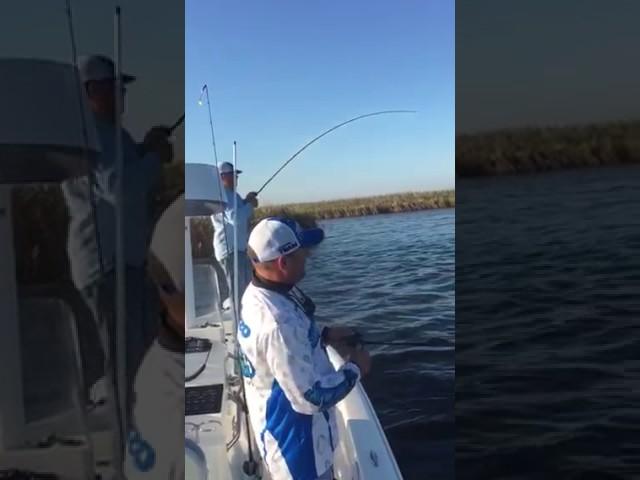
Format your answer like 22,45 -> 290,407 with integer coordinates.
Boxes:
456,1 -> 640,479
1,1 -> 184,477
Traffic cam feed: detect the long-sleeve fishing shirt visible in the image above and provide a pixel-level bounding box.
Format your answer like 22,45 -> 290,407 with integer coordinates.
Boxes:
238,276 -> 361,480
61,115 -> 161,289
211,188 -> 254,261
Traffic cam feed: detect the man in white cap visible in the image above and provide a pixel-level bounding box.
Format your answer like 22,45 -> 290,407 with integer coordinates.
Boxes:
124,194 -> 184,479
61,54 -> 172,414
238,217 -> 372,480
211,161 -> 259,307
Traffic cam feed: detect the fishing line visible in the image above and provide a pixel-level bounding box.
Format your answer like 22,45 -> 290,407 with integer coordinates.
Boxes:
256,110 -> 417,195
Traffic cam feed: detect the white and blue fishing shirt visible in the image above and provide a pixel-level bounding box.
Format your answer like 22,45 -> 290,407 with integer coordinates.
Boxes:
238,277 -> 361,480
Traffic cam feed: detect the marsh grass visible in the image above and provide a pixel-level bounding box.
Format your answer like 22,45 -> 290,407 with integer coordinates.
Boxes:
457,120 -> 640,176
14,162 -> 185,283
17,161 -> 455,271
189,190 -> 454,257
256,190 -> 454,221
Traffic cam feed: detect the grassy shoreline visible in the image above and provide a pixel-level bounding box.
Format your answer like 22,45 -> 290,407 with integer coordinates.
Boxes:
189,190 -> 454,257
255,190 -> 455,222
457,120 -> 640,177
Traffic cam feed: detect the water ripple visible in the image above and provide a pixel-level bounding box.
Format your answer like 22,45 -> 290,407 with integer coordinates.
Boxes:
301,209 -> 455,480
457,167 -> 640,479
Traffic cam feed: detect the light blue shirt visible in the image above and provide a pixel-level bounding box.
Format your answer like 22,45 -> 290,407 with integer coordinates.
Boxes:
211,188 -> 254,261
62,116 -> 161,289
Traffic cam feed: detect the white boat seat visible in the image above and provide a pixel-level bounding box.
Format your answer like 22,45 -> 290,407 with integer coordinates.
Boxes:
192,260 -> 225,317
3,295 -> 95,479
19,284 -> 103,393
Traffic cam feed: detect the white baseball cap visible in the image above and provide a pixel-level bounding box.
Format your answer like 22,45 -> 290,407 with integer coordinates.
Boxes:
248,217 -> 324,263
219,161 -> 242,175
78,54 -> 136,84
150,194 -> 184,293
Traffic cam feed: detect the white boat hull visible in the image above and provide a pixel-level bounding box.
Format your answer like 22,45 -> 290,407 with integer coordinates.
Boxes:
326,347 -> 404,480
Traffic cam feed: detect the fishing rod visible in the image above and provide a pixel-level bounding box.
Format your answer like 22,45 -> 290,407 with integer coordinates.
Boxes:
198,84 -> 219,164
256,110 -> 417,195
196,84 -> 230,286
196,86 -> 258,475
343,332 -> 435,348
148,114 -> 183,140
63,0 -> 103,475
169,113 -> 185,133
360,341 -> 438,348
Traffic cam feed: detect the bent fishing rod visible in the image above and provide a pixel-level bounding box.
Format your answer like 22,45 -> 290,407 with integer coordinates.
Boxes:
169,113 -> 185,133
156,113 -> 184,137
256,110 -> 417,195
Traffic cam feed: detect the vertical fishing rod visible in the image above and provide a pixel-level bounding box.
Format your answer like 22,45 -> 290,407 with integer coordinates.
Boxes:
232,141 -> 239,328
63,0 -> 100,475
198,85 -> 230,306
113,5 -> 129,462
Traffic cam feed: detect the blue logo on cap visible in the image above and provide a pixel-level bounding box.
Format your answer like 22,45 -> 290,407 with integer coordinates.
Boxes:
278,241 -> 298,254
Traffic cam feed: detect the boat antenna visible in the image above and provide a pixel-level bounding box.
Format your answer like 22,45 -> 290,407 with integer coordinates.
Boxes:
233,142 -> 259,475
256,110 -> 417,195
232,141 -> 239,328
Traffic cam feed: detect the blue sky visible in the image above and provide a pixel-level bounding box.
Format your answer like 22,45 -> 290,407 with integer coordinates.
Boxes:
186,0 -> 454,205
457,0 -> 640,133
5,1 -> 638,204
